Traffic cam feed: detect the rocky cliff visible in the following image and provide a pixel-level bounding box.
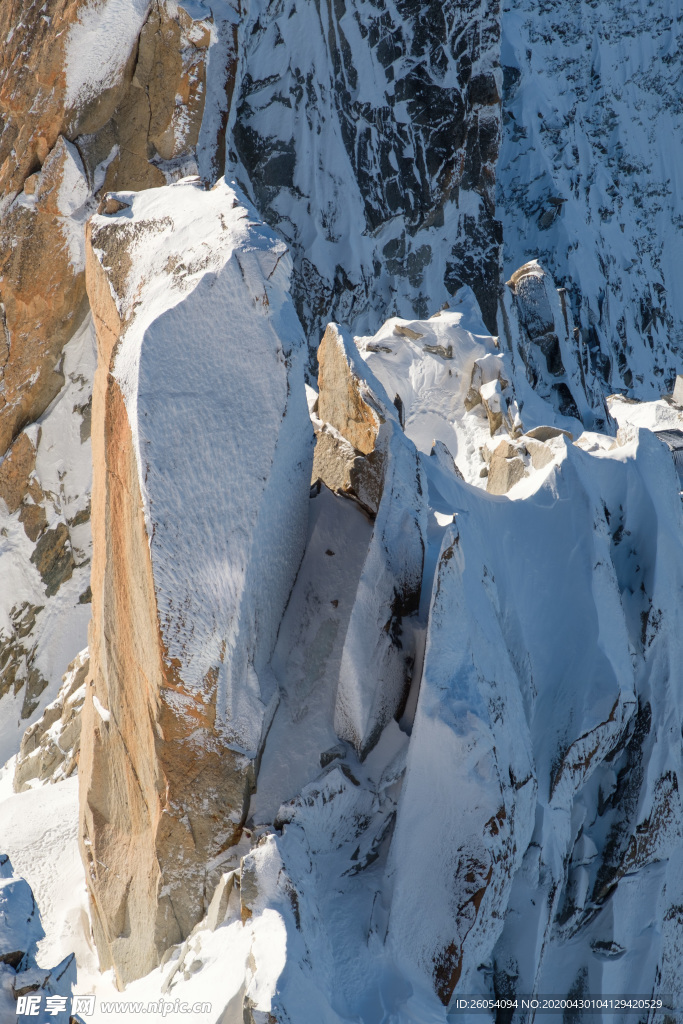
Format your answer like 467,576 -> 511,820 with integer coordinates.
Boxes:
79,177 -> 312,985
1,0 -> 683,1021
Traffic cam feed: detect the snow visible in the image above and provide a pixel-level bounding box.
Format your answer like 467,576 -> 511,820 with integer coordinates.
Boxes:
5,2 -> 683,1015
6,284 -> 683,1020
0,315 -> 95,765
251,485 -> 373,824
91,695 -> 109,723
356,295 -> 501,487
92,178 -> 314,750
64,0 -> 151,110
55,139 -> 91,274
0,777 -> 94,975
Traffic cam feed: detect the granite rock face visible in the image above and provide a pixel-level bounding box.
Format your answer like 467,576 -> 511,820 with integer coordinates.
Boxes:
13,649 -> 88,793
312,323 -> 387,515
79,179 -> 312,986
0,0 -> 220,759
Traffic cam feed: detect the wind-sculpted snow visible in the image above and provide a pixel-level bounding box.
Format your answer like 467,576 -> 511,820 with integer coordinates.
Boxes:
499,0 -> 683,404
230,0 -> 503,348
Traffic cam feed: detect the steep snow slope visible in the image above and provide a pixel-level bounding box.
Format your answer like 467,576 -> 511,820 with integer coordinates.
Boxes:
499,0 -> 683,401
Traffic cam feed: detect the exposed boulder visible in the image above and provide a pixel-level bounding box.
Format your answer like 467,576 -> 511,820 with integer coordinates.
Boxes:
430,440 -> 463,480
79,179 -> 313,985
523,437 -> 555,471
672,375 -> 683,407
464,352 -> 522,437
311,426 -> 385,517
486,439 -> 528,495
525,424 -> 573,443
14,649 -> 88,793
480,379 -> 505,435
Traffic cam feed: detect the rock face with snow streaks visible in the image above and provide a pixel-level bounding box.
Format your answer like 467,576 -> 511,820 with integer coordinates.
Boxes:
13,648 -> 88,793
232,0 -> 503,345
79,179 -> 312,985
498,0 -> 683,405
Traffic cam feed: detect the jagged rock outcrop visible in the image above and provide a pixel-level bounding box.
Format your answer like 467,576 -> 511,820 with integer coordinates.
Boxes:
312,324 -> 387,515
232,0 -> 503,346
14,649 -> 88,793
79,178 -> 312,986
485,437 -> 528,494
501,260 -> 595,427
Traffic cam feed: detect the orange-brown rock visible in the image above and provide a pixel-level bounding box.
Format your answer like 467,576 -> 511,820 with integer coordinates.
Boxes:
313,323 -> 388,514
0,0 -> 88,207
317,323 -> 383,456
0,432 -> 37,514
79,182 -> 312,987
0,137 -> 90,456
92,3 -> 213,196
0,0 -> 215,459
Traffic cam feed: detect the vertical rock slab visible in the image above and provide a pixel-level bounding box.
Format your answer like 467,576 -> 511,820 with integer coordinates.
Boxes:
79,179 -> 312,985
502,260 -> 595,429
